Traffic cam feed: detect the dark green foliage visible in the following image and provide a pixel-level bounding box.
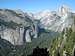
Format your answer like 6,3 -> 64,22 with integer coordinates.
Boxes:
49,28 -> 75,56
5,9 -> 24,18
27,46 -> 49,56
0,38 -> 14,56
0,19 -> 22,29
0,28 -> 59,56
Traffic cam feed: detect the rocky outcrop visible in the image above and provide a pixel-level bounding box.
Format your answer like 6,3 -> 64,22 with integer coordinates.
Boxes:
24,27 -> 32,42
32,20 -> 39,38
0,21 -> 39,45
0,25 -> 39,45
34,5 -> 75,32
0,9 -> 39,45
0,27 -> 23,45
0,5 -> 75,45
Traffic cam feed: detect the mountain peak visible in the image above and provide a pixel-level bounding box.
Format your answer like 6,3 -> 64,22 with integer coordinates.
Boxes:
58,5 -> 71,16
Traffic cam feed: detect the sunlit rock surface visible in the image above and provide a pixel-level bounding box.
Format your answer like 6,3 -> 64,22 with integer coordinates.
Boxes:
0,5 -> 75,45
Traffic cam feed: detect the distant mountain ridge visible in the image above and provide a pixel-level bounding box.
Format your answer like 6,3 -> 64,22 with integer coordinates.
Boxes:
34,5 -> 75,32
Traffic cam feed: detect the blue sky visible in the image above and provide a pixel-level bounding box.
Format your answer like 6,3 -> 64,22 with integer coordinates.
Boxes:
0,0 -> 75,12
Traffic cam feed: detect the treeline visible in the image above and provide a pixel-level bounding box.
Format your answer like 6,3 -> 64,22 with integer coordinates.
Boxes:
0,19 -> 22,29
49,28 -> 75,56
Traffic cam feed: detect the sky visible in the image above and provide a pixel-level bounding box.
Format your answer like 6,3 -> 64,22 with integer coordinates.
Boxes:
0,0 -> 75,12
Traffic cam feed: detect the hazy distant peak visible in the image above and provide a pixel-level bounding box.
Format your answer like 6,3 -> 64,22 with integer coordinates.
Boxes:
58,5 -> 71,16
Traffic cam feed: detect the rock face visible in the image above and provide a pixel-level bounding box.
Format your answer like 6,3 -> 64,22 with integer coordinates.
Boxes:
36,5 -> 75,32
25,28 -> 32,42
32,20 -> 39,38
0,25 -> 38,45
0,9 -> 39,45
0,27 -> 24,45
58,5 -> 71,16
0,5 -> 75,45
